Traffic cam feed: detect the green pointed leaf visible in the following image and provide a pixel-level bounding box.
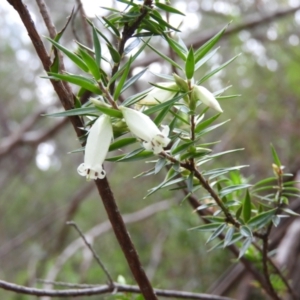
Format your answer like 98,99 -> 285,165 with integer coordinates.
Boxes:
155,2 -> 185,15
149,11 -> 180,32
143,92 -> 187,115
194,23 -> 229,63
171,141 -> 194,155
251,185 -> 275,194
224,226 -> 235,247
92,25 -> 101,67
102,16 -> 121,37
242,190 -> 252,223
145,40 -> 182,70
240,225 -> 252,238
197,54 -> 240,85
162,34 -> 187,61
123,88 -> 152,107
197,120 -> 231,137
54,9 -> 74,42
45,73 -> 101,94
238,237 -> 252,259
150,72 -> 175,81
195,113 -> 221,133
79,48 -> 101,80
49,12 -> 73,72
283,187 -> 300,192
114,57 -> 133,100
109,137 -> 137,151
203,165 -> 248,179
236,205 -> 242,220
216,94 -> 241,100
195,47 -> 219,71
154,105 -> 170,126
106,148 -> 153,162
282,208 -> 300,216
189,222 -> 223,232
44,106 -> 99,117
204,148 -> 244,160
109,39 -> 150,87
207,223 -> 226,243
95,106 -> 123,118
155,157 -> 167,174
122,68 -> 148,93
270,144 -> 281,166
272,215 -> 281,227
124,38 -> 141,55
247,209 -> 277,228
185,47 -> 195,79
169,109 -> 190,125
87,19 -> 111,45
107,44 -> 121,63
140,19 -> 162,35
45,37 -> 88,72
117,0 -> 139,7
186,172 -> 194,192
219,184 -> 252,198
145,174 -> 184,198
254,177 -> 277,187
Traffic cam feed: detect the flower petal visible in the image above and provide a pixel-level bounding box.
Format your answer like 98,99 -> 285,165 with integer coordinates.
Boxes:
78,115 -> 112,180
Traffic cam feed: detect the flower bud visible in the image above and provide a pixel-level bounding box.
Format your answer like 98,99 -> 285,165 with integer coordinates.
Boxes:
191,85 -> 223,113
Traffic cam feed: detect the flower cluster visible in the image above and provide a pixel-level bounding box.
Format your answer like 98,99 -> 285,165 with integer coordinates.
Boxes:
78,82 -> 221,180
78,107 -> 170,180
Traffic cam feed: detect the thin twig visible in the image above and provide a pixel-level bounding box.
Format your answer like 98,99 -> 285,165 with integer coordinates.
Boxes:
109,0 -> 154,94
66,221 -> 114,286
35,0 -> 73,95
0,279 -> 235,299
132,5 -> 300,69
44,200 -> 171,296
71,5 -> 82,43
35,0 -> 56,38
75,0 -> 92,47
55,182 -> 94,253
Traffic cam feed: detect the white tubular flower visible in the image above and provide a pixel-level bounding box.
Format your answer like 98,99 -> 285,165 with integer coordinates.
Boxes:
77,114 -> 113,180
192,85 -> 223,113
120,107 -> 171,154
139,82 -> 178,105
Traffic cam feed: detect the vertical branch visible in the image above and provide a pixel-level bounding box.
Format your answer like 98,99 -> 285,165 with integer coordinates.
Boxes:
95,177 -> 158,300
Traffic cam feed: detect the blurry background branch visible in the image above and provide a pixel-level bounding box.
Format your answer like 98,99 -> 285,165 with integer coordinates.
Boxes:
0,279 -> 236,300
133,5 -> 300,68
